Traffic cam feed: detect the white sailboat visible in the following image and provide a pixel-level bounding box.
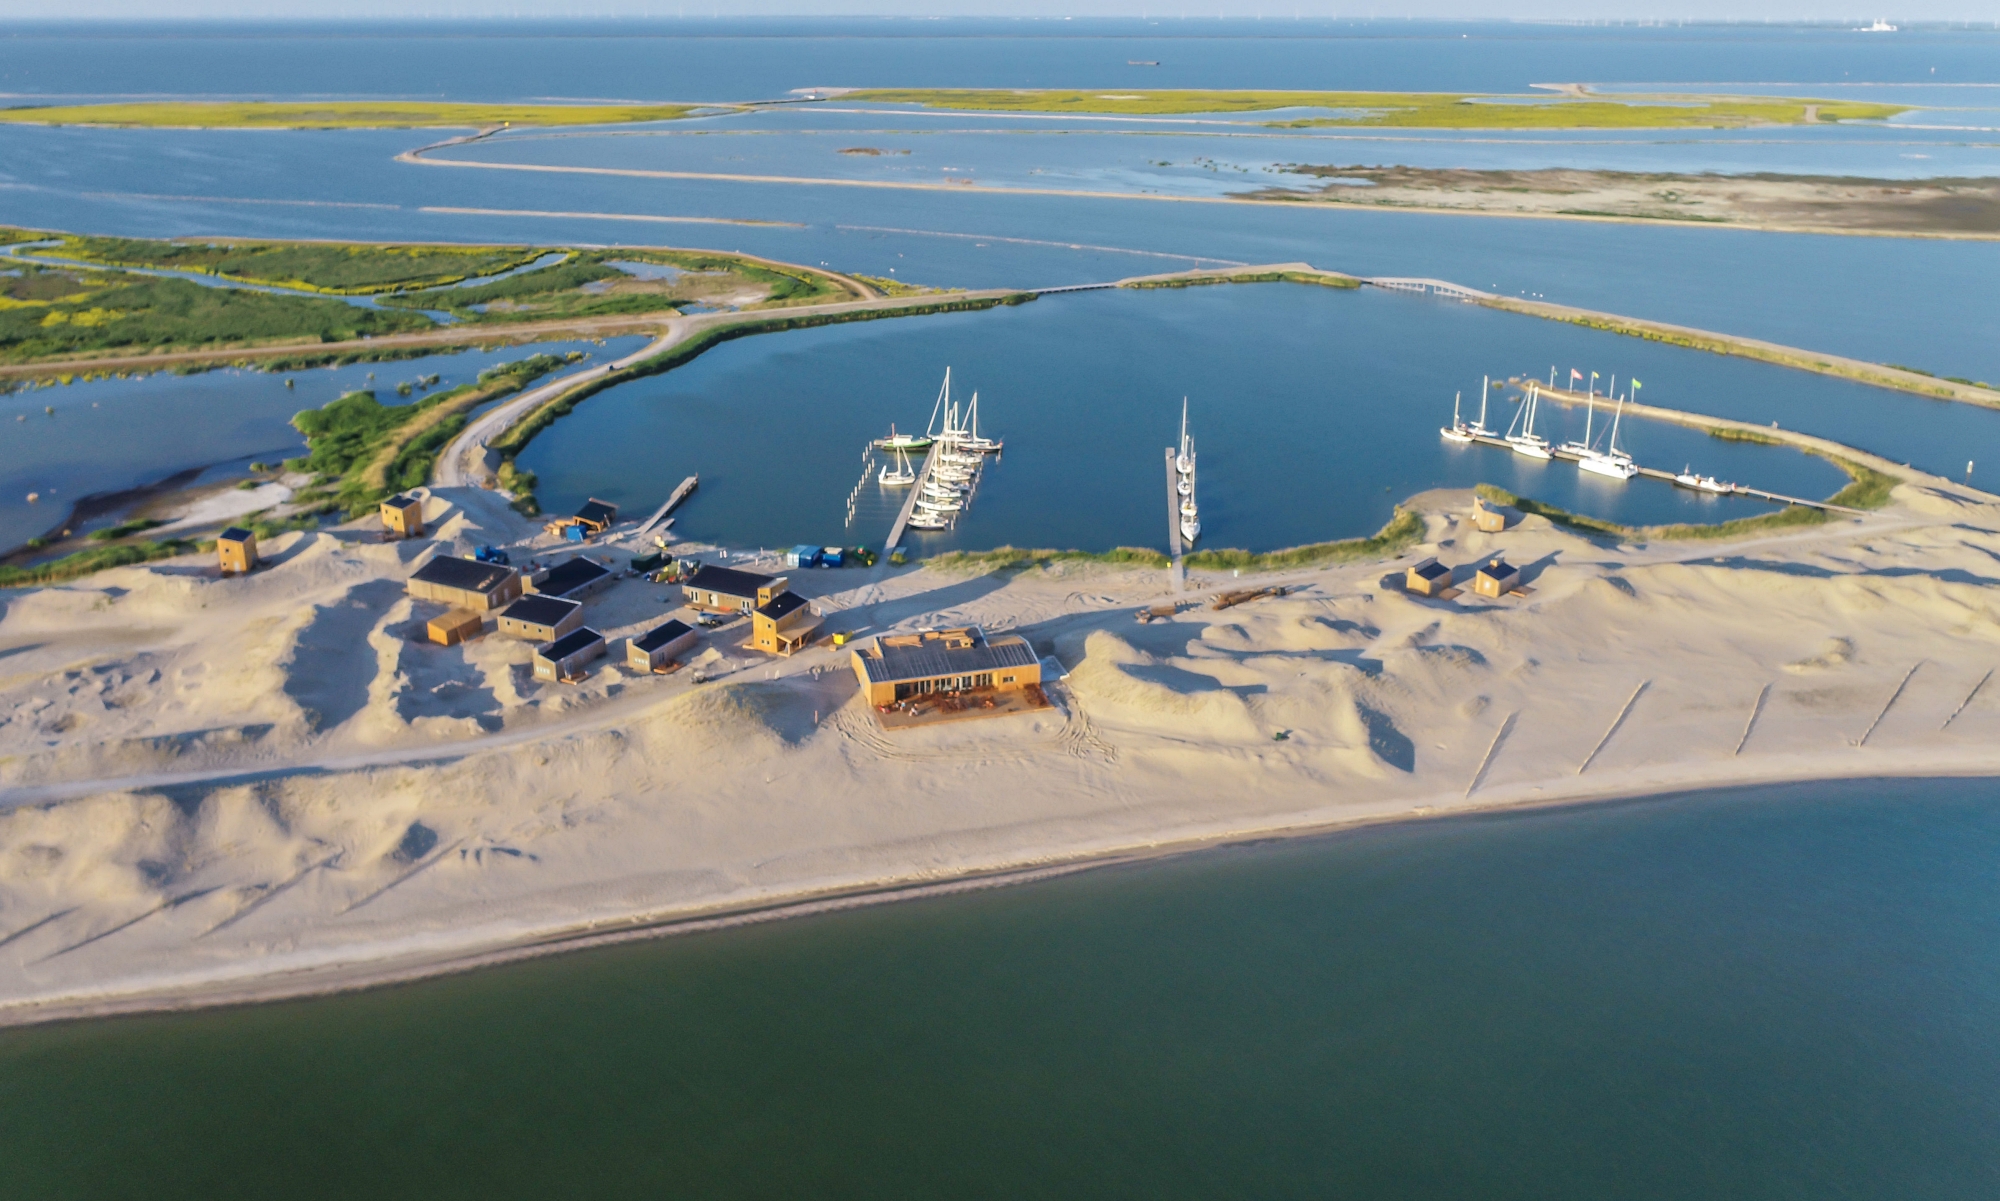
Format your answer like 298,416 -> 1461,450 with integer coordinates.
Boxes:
1505,381 -> 1552,460
1441,391 -> 1475,444
1175,400 -> 1200,543
878,446 -> 916,486
877,367 -> 951,452
1577,388 -> 1638,480
961,391 -> 1002,454
905,508 -> 951,530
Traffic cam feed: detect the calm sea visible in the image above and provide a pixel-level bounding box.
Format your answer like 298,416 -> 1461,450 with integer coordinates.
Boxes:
4,777 -> 1998,1200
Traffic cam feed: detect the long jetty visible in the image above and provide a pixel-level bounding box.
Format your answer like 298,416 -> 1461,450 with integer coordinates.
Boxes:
1506,382 -> 1876,513
1164,448 -> 1186,592
635,475 -> 699,537
883,444 -> 941,556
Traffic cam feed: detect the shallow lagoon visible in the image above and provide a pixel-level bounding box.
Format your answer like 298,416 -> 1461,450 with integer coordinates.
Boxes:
0,336 -> 647,553
518,285 -> 1864,553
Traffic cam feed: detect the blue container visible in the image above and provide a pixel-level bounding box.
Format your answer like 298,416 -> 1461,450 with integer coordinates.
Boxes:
564,525 -> 586,543
787,544 -> 820,568
820,547 -> 844,568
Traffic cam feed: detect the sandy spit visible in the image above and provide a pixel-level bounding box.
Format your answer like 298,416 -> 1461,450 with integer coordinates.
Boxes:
5,477 -> 2000,1026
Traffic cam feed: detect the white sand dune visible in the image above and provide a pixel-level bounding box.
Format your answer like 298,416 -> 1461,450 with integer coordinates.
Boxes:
4,479 -> 2000,1022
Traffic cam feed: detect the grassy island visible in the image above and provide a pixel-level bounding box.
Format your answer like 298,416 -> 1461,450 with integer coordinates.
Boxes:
0,101 -> 716,130
847,89 -> 1907,129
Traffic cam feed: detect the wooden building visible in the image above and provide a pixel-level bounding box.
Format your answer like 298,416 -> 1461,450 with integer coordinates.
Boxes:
426,608 -> 484,646
380,493 -> 424,539
628,619 -> 699,672
526,555 -> 613,601
533,627 -> 605,683
216,527 -> 258,576
498,594 -> 585,642
1405,556 -> 1453,597
407,555 -> 522,612
850,627 -> 1042,707
1472,497 -> 1508,533
543,497 -> 619,541
751,591 -> 824,656
681,565 -> 790,615
1473,558 -> 1519,598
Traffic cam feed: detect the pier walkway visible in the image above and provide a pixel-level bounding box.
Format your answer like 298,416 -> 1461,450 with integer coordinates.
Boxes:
634,475 -> 699,538
883,444 -> 941,556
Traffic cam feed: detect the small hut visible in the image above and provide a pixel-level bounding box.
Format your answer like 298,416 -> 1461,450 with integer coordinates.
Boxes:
380,494 -> 424,539
1472,497 -> 1508,533
1473,558 -> 1519,598
1405,556 -> 1453,597
217,527 -> 258,576
751,591 -> 824,656
427,608 -> 484,646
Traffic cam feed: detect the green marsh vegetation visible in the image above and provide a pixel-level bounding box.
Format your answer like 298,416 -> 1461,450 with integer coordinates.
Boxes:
0,261 -> 432,364
49,236 -> 549,295
1182,508 -> 1424,571
849,89 -> 1907,129
0,101 -> 714,130
291,354 -> 576,517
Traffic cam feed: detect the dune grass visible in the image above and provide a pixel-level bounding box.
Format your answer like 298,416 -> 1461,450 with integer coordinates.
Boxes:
848,89 -> 1906,128
924,546 -> 1171,571
0,538 -> 202,589
0,101 -> 713,130
1183,507 -> 1425,571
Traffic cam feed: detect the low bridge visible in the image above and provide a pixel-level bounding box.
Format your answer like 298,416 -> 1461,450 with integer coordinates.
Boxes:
1362,277 -> 1495,302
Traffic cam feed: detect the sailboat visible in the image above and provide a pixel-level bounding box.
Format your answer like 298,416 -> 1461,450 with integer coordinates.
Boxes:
1505,381 -> 1552,460
1441,391 -> 1474,444
1577,387 -> 1638,480
878,368 -> 954,451
905,507 -> 952,530
878,446 -> 916,486
1175,400 -> 1200,542
961,392 -> 1002,454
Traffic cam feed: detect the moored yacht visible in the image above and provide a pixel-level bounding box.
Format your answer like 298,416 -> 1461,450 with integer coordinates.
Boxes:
1505,381 -> 1552,460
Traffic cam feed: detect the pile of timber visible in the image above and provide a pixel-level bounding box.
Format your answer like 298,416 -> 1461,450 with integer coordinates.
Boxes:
1210,585 -> 1289,611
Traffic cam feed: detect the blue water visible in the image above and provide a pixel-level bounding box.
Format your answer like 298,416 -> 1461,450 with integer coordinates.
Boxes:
518,285 -> 1859,553
4,776 -> 1999,1200
0,336 -> 647,552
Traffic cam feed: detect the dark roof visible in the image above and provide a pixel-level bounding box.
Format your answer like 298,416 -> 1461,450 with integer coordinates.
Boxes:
411,555 -> 515,594
684,564 -> 777,599
1410,559 -> 1451,581
537,556 -> 611,597
218,526 -> 253,543
633,619 -> 695,652
502,594 -> 581,627
575,498 -> 619,526
1478,560 -> 1518,579
540,627 -> 604,662
383,493 -> 421,510
860,634 -> 1039,684
756,591 -> 810,621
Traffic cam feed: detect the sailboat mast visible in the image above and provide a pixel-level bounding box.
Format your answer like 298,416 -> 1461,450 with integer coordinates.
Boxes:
1478,377 -> 1489,427
925,367 -> 950,437
1583,387 -> 1595,447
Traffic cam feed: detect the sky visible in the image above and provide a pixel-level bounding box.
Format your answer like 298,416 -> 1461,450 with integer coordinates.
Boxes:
1,4 -> 1995,20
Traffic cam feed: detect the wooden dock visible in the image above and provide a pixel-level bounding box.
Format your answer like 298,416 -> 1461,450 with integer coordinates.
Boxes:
1456,431 -> 1863,515
635,475 -> 699,537
1165,447 -> 1185,592
883,444 -> 941,556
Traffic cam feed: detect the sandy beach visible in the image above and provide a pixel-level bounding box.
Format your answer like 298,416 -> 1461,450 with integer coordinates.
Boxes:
3,464 -> 2000,1026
